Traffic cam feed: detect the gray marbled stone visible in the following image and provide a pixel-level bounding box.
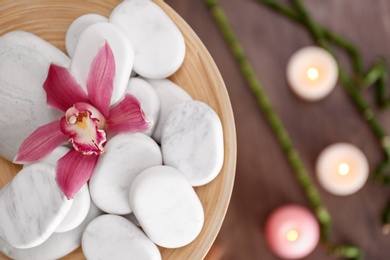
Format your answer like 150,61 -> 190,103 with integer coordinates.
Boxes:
82,215 -> 161,260
0,163 -> 72,249
161,101 -> 224,186
144,78 -> 192,144
0,32 -> 69,162
0,201 -> 103,260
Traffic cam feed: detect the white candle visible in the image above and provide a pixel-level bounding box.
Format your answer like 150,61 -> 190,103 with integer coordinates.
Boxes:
316,143 -> 369,196
286,46 -> 338,101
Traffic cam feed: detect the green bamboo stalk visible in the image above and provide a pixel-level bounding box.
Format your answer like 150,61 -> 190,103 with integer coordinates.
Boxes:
257,0 -> 390,231
288,0 -> 390,180
202,0 -> 366,258
256,0 -> 363,74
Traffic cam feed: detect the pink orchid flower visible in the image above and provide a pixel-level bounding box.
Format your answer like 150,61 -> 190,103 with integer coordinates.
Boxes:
14,42 -> 151,199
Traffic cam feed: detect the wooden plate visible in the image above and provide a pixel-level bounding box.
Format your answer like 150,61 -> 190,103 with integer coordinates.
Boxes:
0,0 -> 237,259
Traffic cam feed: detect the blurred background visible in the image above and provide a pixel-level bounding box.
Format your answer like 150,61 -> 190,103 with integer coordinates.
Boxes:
165,1 -> 390,259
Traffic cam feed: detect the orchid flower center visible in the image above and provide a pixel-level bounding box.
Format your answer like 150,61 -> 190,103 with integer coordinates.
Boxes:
60,103 -> 107,155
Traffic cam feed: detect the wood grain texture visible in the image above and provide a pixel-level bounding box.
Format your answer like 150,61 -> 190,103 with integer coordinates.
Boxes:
164,0 -> 390,259
0,0 -> 236,259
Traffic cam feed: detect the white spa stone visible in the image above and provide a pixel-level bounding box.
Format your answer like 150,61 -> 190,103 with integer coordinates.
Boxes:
0,38 -> 66,161
0,201 -> 103,260
38,146 -> 70,166
65,14 -> 108,58
109,0 -> 185,79
0,184 -> 6,196
0,163 -> 72,249
55,184 -> 91,233
20,147 -> 90,234
82,215 -> 161,260
144,78 -> 192,143
126,77 -> 160,136
70,22 -> 134,106
130,166 -> 204,248
161,101 -> 224,186
0,31 -> 70,67
89,133 -> 162,214
122,213 -> 141,227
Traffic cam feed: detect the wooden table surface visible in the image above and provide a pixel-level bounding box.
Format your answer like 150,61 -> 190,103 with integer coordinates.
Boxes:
165,0 -> 390,259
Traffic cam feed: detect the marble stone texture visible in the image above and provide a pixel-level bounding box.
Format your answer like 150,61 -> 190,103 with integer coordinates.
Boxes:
130,165 -> 204,248
70,22 -> 134,106
55,184 -> 91,233
0,163 -> 72,249
144,78 -> 192,143
109,0 -> 185,79
0,31 -> 70,67
89,133 -> 162,214
161,101 -> 224,186
82,215 -> 161,260
0,201 -> 103,260
126,77 -> 160,136
65,14 -> 108,58
22,145 -> 90,234
0,32 -> 69,162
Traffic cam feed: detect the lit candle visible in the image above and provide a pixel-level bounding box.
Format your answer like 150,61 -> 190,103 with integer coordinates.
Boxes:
316,143 -> 369,196
286,46 -> 338,101
265,205 -> 319,259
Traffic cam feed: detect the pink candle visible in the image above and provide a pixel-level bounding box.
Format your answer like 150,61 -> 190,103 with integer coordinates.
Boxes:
265,205 -> 319,259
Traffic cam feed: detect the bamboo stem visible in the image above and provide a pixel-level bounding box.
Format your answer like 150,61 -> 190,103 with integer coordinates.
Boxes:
256,0 -> 363,74
257,0 -> 390,235
203,0 -> 364,258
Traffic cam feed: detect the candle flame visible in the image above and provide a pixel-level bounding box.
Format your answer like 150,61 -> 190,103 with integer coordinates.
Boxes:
306,67 -> 319,81
338,162 -> 350,176
286,229 -> 299,242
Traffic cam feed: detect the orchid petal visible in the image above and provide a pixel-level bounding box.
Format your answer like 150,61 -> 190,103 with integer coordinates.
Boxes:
107,94 -> 152,133
14,120 -> 68,163
70,22 -> 134,107
87,42 -> 115,118
43,64 -> 89,112
57,149 -> 99,199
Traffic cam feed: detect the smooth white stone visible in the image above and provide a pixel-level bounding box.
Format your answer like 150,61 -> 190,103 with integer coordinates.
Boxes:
109,0 -> 185,79
0,31 -> 70,67
90,133 -> 162,214
0,42 -> 65,161
38,146 -> 70,166
144,78 -> 192,143
122,213 -> 141,227
70,22 -> 134,106
0,184 -> 6,196
130,166 -> 204,248
161,101 -> 224,186
82,215 -> 161,260
55,184 -> 91,233
0,201 -> 103,260
0,163 -> 72,249
65,14 -> 108,58
126,78 -> 160,136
